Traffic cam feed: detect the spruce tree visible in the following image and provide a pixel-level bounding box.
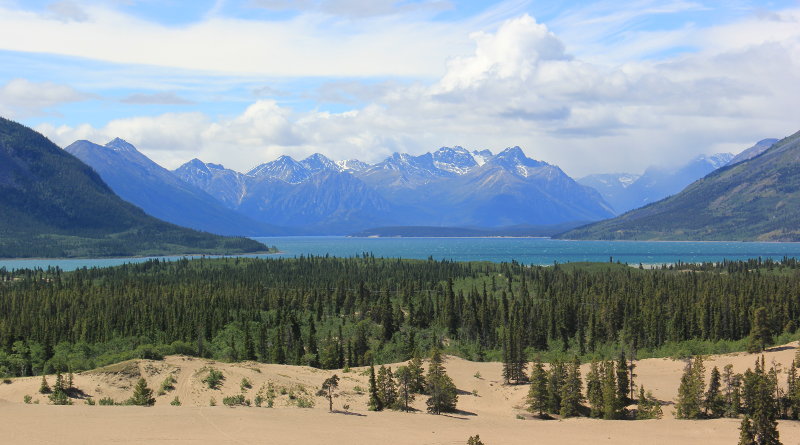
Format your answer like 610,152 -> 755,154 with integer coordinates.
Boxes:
546,359 -> 565,414
39,375 -> 50,394
586,360 -> 604,418
48,372 -> 69,405
376,365 -> 397,409
747,307 -> 772,353
395,365 -> 416,412
408,355 -> 426,394
616,350 -> 629,404
704,366 -> 725,418
559,357 -> 583,418
787,360 -> 800,419
368,364 -> 383,411
738,416 -> 756,445
129,377 -> 155,406
425,348 -> 457,414
635,386 -> 662,420
526,359 -> 549,417
750,356 -> 781,444
601,360 -> 621,419
676,356 -> 705,419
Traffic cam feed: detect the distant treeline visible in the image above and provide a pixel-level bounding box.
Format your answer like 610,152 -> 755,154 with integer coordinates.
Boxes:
0,255 -> 799,376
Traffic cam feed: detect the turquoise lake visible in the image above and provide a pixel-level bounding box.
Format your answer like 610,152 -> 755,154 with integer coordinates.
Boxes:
3,237 -> 800,271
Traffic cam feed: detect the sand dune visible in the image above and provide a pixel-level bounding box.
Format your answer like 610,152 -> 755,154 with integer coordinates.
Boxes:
1,344 -> 800,444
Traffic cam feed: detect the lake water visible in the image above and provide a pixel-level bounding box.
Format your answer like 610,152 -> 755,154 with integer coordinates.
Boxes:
3,237 -> 800,272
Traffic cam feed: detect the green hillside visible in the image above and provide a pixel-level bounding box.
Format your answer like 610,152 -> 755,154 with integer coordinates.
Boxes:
0,117 -> 268,258
559,130 -> 800,241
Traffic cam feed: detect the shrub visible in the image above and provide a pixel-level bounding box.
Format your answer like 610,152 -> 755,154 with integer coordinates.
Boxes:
99,397 -> 116,406
203,369 -> 224,390
159,375 -> 177,395
240,377 -> 252,392
170,396 -> 181,406
23,395 -> 32,404
85,398 -> 96,405
222,394 -> 249,407
209,397 -> 216,406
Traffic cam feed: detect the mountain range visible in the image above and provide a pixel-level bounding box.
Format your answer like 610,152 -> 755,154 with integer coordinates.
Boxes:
559,133 -> 800,241
0,117 -> 268,258
578,153 -> 735,214
173,145 -> 615,233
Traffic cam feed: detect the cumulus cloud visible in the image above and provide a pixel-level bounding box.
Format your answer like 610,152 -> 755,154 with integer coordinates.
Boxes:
0,78 -> 91,118
31,8 -> 800,176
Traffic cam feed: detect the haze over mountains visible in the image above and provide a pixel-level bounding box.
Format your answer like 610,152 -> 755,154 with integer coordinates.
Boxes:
578,153 -> 735,214
561,134 -> 800,241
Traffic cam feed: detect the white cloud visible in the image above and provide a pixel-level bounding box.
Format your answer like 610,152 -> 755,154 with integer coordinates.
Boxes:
31,7 -> 800,177
0,78 -> 90,118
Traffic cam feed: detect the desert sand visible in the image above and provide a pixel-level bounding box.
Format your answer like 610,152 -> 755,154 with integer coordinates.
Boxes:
2,344 -> 800,444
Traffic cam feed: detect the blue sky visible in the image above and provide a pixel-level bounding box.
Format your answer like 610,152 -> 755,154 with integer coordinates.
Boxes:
1,0 -> 799,175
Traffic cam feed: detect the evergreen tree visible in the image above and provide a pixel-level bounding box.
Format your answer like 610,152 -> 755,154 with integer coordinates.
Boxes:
616,350 -> 630,404
704,366 -> 725,418
559,357 -> 583,418
723,364 -> 743,418
635,386 -> 663,420
750,356 -> 781,444
466,435 -> 484,445
786,360 -> 800,419
48,372 -> 69,405
747,307 -> 773,353
376,365 -> 397,409
394,365 -> 416,412
425,348 -> 458,414
526,359 -> 549,417
738,416 -> 756,445
546,359 -> 565,414
676,356 -> 705,419
586,360 -> 604,418
601,360 -> 622,419
39,375 -> 50,394
368,364 -> 383,411
407,355 -> 426,394
319,374 -> 339,412
129,378 -> 155,406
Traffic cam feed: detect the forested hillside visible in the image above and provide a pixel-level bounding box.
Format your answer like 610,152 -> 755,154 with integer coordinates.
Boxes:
1,256 -> 798,377
0,117 -> 268,258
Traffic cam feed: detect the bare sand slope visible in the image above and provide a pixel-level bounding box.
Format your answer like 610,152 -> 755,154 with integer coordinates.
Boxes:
0,343 -> 799,445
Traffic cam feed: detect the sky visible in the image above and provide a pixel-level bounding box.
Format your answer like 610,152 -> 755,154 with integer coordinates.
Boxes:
1,0 -> 799,177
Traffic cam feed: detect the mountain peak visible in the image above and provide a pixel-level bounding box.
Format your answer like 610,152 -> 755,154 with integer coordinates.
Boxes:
432,146 -> 477,174
301,153 -> 341,173
105,138 -> 138,152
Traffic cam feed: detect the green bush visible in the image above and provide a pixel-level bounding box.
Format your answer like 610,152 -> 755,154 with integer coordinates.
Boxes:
99,397 -> 116,406
203,369 -> 224,390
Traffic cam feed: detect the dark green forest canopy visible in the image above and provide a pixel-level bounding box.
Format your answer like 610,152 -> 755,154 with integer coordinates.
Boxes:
1,255 -> 799,376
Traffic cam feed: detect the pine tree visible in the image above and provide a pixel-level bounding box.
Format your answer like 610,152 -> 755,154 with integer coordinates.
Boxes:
376,365 -> 397,409
635,385 -> 663,419
747,307 -> 772,353
407,355 -> 426,394
559,357 -> 583,418
676,356 -> 705,419
787,360 -> 800,419
129,377 -> 155,406
723,364 -> 743,418
616,350 -> 630,404
395,365 -> 416,412
368,364 -> 383,411
425,348 -> 457,414
586,360 -> 604,418
738,416 -> 756,445
601,360 -> 621,419
48,372 -> 69,405
546,359 -> 565,414
319,374 -> 339,412
39,375 -> 51,394
526,359 -> 549,417
704,366 -> 725,418
750,356 -> 781,444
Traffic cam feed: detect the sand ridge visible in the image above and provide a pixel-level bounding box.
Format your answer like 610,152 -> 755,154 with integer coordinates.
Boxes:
1,344 -> 800,444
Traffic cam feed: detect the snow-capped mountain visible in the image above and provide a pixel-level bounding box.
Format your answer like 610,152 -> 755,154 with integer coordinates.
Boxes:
172,145 -> 616,233
173,159 -> 249,207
